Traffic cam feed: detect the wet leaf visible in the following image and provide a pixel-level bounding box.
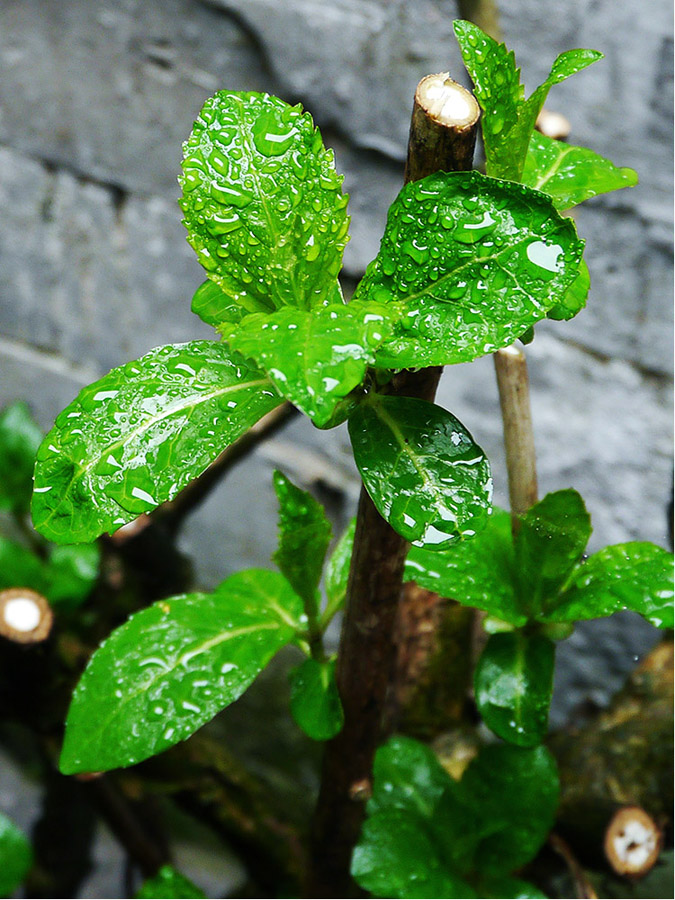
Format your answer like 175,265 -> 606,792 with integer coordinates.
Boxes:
273,470 -> 331,610
0,402 -> 43,514
349,395 -> 492,550
136,865 -> 205,899
59,569 -> 303,774
324,518 -> 356,609
515,489 -> 591,615
523,132 -> 638,211
220,300 -> 392,427
32,342 -> 281,543
180,91 -> 349,316
356,170 -> 585,369
405,508 -> 526,625
455,20 -> 602,181
475,632 -> 555,747
190,279 -> 249,329
368,735 -> 453,819
547,259 -> 590,321
45,544 -> 100,610
289,658 -> 343,741
543,542 -> 674,629
0,810 -> 33,897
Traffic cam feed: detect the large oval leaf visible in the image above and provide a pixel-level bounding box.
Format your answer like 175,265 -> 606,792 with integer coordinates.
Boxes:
60,569 -> 303,774
32,341 -> 281,543
180,91 -> 349,316
349,395 -> 492,550
356,171 -> 585,369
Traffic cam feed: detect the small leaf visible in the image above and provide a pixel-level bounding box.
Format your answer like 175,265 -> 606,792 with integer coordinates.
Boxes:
475,632 -> 555,747
349,395 -> 492,550
368,735 -> 452,819
544,542 -> 674,629
0,402 -> 43,514
32,342 -> 281,543
289,658 -> 343,741
325,518 -> 356,609
547,260 -> 590,321
190,279 -> 249,329
0,810 -> 33,897
461,744 -> 559,875
45,544 -> 100,610
59,569 -> 303,774
405,508 -> 526,625
136,865 -> 205,899
0,536 -> 46,594
180,91 -> 349,314
221,301 -> 392,427
273,470 -> 331,609
515,489 -> 591,615
356,171 -> 585,369
523,132 -> 638,210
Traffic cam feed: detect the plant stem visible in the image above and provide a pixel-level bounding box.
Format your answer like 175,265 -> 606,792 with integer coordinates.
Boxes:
493,344 -> 538,528
308,76 -> 479,898
456,0 -> 501,38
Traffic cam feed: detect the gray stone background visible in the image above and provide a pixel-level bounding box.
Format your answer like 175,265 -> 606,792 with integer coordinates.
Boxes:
0,0 -> 672,894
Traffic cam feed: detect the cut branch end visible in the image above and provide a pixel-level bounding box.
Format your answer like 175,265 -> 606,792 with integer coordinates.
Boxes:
0,588 -> 54,644
604,806 -> 662,878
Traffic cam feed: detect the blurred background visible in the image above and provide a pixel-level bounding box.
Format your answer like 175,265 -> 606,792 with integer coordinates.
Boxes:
0,0 -> 672,896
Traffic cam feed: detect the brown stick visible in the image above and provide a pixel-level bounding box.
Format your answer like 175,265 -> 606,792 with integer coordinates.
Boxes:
456,0 -> 501,39
308,77 -> 480,898
493,345 -> 538,526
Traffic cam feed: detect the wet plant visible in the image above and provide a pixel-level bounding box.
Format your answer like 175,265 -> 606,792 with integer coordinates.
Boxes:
24,18 -> 672,899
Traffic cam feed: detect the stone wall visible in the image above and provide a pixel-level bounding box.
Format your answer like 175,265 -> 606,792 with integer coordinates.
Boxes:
0,0 -> 672,719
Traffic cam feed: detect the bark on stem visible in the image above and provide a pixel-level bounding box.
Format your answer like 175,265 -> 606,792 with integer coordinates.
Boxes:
309,77 -> 479,898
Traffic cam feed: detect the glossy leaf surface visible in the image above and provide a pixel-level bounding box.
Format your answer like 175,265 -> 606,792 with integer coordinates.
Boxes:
324,518 -> 356,609
32,342 -> 281,543
475,632 -> 555,746
349,395 -> 492,549
515,490 -> 591,614
523,132 -> 638,210
289,658 -> 343,741
136,866 -> 205,899
0,402 -> 43,514
356,171 -> 585,369
0,811 -> 33,897
544,542 -> 674,629
405,508 -> 525,624
190,279 -> 248,329
60,570 -> 303,774
455,20 -> 601,181
221,301 -> 391,427
273,470 -> 331,609
180,91 -> 349,314
548,259 -> 590,321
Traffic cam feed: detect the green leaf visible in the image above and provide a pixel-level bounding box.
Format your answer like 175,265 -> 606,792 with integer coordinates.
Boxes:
523,132 -> 638,211
180,91 -> 349,315
136,865 -> 205,899
0,536 -> 46,594
190,279 -> 249,329
547,259 -> 590,321
273,470 -> 331,610
325,518 -> 356,609
349,394 -> 492,549
289,658 -> 343,741
368,735 -> 452,819
0,810 -> 33,897
478,875 -> 547,899
356,171 -> 585,369
0,402 -> 43,514
220,300 -> 392,427
32,341 -> 281,543
515,490 -> 591,615
454,20 -> 602,181
475,632 -> 555,747
44,544 -> 100,610
543,542 -> 674,629
59,569 -> 303,774
405,508 -> 526,625
461,744 -> 559,875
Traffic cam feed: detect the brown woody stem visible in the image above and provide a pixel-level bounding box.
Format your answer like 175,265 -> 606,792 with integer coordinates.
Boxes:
308,76 -> 480,898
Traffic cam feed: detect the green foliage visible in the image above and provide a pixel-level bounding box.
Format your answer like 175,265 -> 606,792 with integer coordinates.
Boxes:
0,811 -> 33,898
356,170 -> 584,369
454,20 -> 602,182
136,865 -> 205,899
523,132 -> 638,211
352,735 -> 557,898
59,570 -> 303,774
349,395 -> 492,550
180,91 -> 349,316
0,401 -> 43,514
289,658 -> 344,741
32,342 -> 281,543
0,536 -> 99,611
475,632 -> 555,747
324,518 -> 356,612
548,260 -> 590,321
